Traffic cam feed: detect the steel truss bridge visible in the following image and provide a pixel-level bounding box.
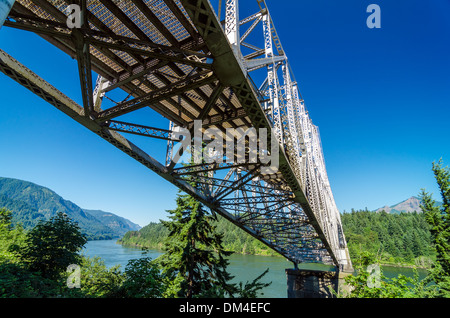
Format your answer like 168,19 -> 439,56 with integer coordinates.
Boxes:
0,0 -> 352,270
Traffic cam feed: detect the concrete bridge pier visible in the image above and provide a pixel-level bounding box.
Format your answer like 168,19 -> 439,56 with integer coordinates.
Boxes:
286,267 -> 353,298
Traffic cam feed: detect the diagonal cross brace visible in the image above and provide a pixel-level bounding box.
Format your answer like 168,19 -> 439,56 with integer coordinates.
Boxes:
213,166 -> 261,201
96,71 -> 216,121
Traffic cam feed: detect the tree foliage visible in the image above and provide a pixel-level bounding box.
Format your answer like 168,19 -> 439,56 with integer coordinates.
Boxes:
343,159 -> 450,298
120,215 -> 281,257
1,192 -> 271,298
419,159 -> 450,297
0,209 -> 155,298
120,256 -> 165,298
0,210 -> 91,297
18,212 -> 88,279
157,191 -> 263,298
342,251 -> 427,298
0,208 -> 26,264
341,210 -> 434,267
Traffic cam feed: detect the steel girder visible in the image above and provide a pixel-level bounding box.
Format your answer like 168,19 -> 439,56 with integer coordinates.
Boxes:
0,0 -> 352,270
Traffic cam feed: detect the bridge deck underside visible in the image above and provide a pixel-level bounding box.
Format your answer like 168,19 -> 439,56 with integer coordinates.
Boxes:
1,0 -> 347,266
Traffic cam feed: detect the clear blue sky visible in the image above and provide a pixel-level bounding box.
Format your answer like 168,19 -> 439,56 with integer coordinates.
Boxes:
0,0 -> 449,227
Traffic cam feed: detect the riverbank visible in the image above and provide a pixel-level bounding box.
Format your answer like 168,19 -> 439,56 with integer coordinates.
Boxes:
117,218 -> 283,257
117,239 -> 282,258
381,263 -> 431,270
116,239 -> 432,271
119,210 -> 437,270
85,240 -> 431,298
84,239 -> 289,298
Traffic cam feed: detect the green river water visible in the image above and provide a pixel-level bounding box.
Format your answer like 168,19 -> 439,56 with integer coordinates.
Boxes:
83,239 -> 429,298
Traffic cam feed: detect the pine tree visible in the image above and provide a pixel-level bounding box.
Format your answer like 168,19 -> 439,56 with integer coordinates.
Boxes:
402,233 -> 415,262
411,231 -> 425,258
158,191 -> 236,298
419,159 -> 450,297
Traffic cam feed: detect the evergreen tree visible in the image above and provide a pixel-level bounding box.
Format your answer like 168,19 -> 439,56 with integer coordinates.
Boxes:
120,256 -> 164,298
402,233 -> 415,262
419,159 -> 450,297
158,191 -> 236,298
341,208 -> 433,266
411,231 -> 425,258
0,208 -> 26,263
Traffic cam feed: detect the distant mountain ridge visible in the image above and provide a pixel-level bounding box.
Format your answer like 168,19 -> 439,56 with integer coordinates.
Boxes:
82,209 -> 141,236
0,177 -> 140,240
374,196 -> 443,214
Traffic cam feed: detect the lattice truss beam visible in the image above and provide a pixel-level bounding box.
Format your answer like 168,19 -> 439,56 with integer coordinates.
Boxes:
0,0 -> 352,269
220,0 -> 351,268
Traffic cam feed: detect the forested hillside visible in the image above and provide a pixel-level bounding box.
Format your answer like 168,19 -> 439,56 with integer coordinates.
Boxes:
0,177 -> 140,240
120,210 -> 436,267
341,210 -> 434,267
119,215 -> 281,257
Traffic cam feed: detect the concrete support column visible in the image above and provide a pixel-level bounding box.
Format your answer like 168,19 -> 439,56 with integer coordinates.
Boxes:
286,268 -> 353,298
0,0 -> 15,29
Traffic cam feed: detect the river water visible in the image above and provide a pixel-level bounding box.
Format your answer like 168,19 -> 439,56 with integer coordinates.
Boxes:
83,240 -> 429,298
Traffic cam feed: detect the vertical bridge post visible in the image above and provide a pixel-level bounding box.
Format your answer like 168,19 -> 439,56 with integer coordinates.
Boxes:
225,0 -> 240,57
